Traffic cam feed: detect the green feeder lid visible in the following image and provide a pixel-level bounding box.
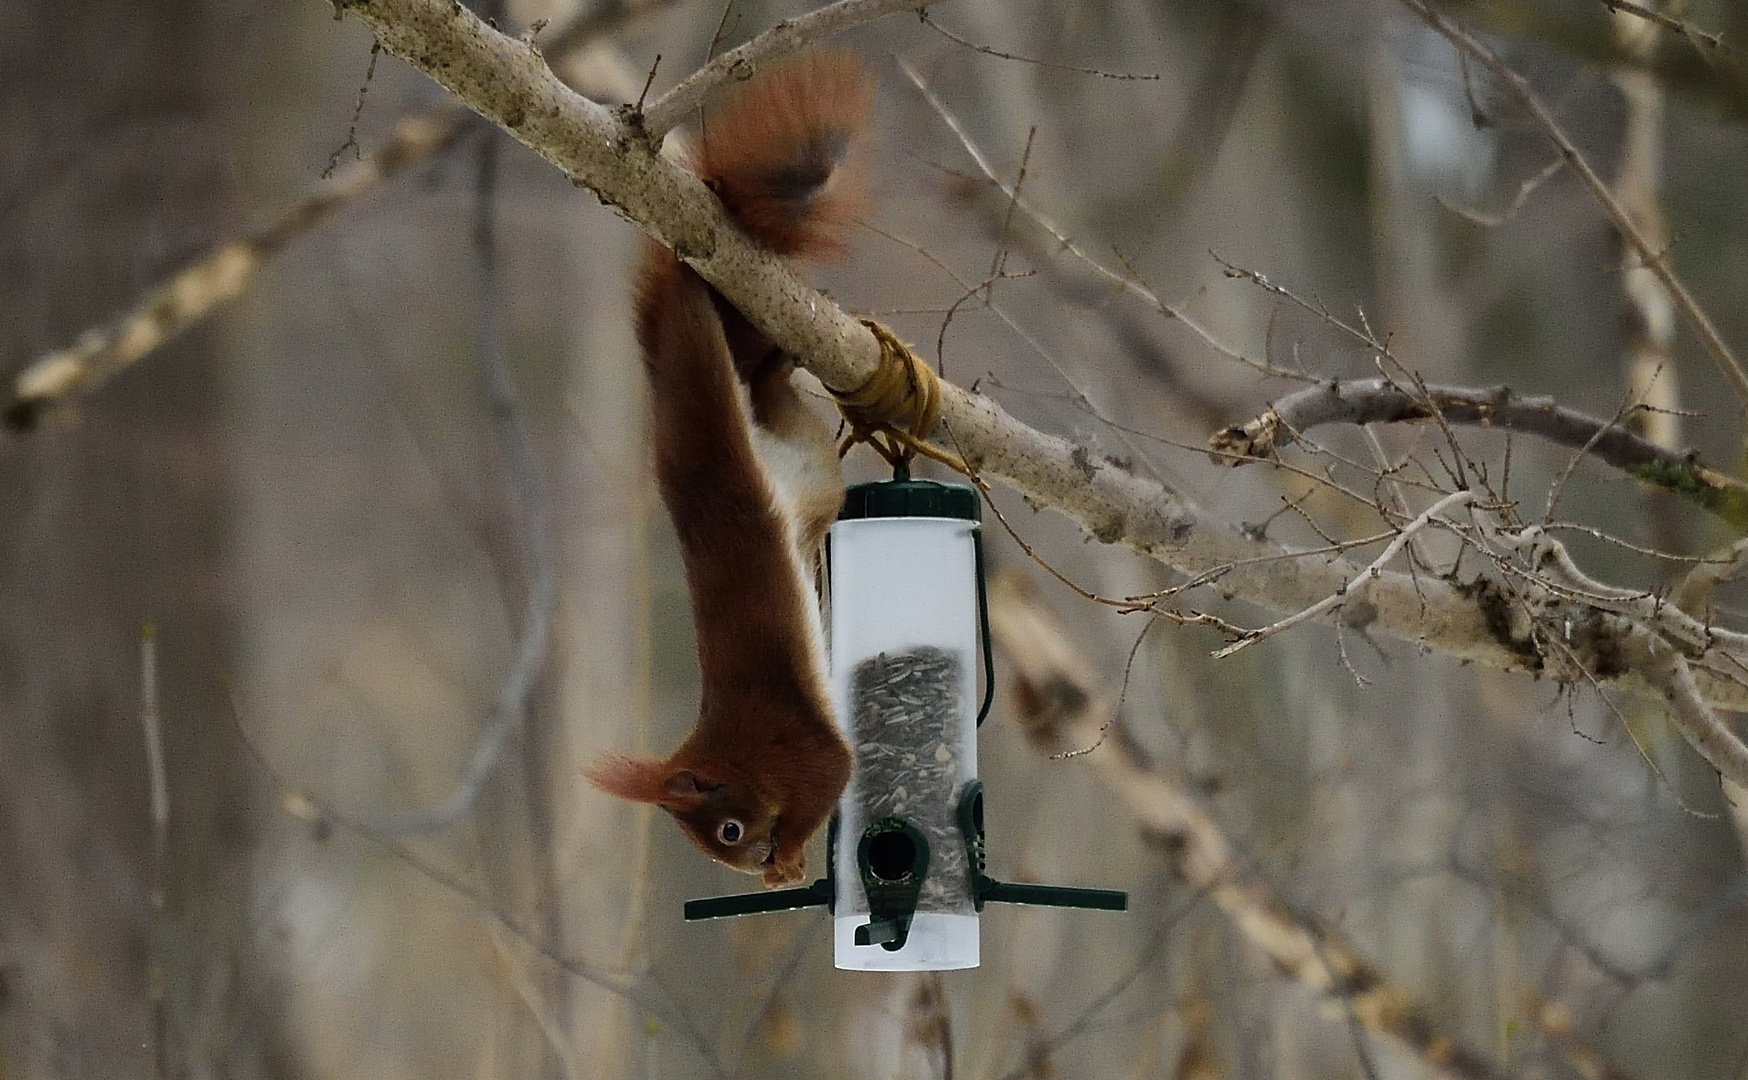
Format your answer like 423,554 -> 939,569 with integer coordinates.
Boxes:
838,476 -> 981,522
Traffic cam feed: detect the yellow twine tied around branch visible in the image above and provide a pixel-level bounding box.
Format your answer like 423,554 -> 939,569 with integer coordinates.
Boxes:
829,319 -> 969,475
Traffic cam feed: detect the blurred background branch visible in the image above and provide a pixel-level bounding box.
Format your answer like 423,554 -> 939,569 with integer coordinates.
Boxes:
2,0 -> 673,430
6,0 -> 1748,1076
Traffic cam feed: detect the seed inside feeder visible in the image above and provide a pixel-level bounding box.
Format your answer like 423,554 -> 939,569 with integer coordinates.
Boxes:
847,645 -> 972,915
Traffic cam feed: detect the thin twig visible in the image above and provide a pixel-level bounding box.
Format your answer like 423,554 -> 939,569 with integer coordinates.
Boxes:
1437,156 -> 1564,228
867,169 -> 1183,498
226,700 -> 732,1070
918,10 -> 1162,80
1540,383 -> 1638,526
1546,522 -> 1711,564
140,622 -> 171,1080
541,0 -> 689,61
326,40 -> 383,175
991,888 -> 1210,1080
1502,525 -> 1748,657
897,58 -> 1309,385
1211,377 -> 1748,530
371,129 -> 558,834
638,0 -> 949,139
704,0 -> 735,63
1213,490 -> 1477,658
860,218 -> 1177,495
1461,512 -> 1748,787
985,126 -> 1035,303
1396,0 -> 1748,412
635,53 -> 662,113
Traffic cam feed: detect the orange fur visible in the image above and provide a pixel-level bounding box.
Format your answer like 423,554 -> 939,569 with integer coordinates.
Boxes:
698,51 -> 873,259
585,52 -> 872,887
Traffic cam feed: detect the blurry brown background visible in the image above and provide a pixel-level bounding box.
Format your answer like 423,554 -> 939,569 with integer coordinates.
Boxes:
3,0 -> 1748,1077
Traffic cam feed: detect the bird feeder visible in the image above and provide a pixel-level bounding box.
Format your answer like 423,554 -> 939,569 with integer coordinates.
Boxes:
683,467 -> 1126,970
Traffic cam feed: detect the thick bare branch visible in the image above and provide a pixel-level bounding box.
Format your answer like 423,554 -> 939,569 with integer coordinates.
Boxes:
1629,632 -> 1748,788
1671,537 -> 1748,614
1211,378 -> 1748,529
1502,526 -> 1748,658
323,0 -> 1748,720
1469,520 -> 1748,788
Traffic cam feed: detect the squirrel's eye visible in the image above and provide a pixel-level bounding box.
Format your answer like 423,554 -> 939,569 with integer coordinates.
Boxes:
718,819 -> 744,844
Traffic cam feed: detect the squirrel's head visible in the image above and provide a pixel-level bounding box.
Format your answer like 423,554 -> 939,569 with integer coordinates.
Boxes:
585,758 -> 799,885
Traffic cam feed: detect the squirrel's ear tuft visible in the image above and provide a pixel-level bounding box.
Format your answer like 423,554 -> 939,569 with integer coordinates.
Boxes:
584,757 -> 675,805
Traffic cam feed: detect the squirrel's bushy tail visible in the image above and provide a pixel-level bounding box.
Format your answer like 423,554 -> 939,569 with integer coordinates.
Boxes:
695,51 -> 874,259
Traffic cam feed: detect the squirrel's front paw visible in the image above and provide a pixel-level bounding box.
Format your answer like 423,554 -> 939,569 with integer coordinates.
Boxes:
763,850 -> 806,887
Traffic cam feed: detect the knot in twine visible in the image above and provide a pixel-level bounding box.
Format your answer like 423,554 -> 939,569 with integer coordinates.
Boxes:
828,319 -> 968,475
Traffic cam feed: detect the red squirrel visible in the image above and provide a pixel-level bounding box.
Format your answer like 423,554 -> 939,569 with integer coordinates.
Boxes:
585,53 -> 872,887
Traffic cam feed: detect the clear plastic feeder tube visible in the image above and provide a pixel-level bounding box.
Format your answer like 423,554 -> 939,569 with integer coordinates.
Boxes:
828,500 -> 981,972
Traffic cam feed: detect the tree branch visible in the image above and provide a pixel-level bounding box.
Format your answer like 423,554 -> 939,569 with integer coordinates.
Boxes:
3,112 -> 463,430
139,622 -> 172,1080
1468,519 -> 1748,787
1213,490 -> 1477,658
1631,632 -> 1748,791
1597,0 -> 1734,58
638,0 -> 936,139
1211,378 -> 1748,530
323,0 -> 1748,723
2,0 -> 672,430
